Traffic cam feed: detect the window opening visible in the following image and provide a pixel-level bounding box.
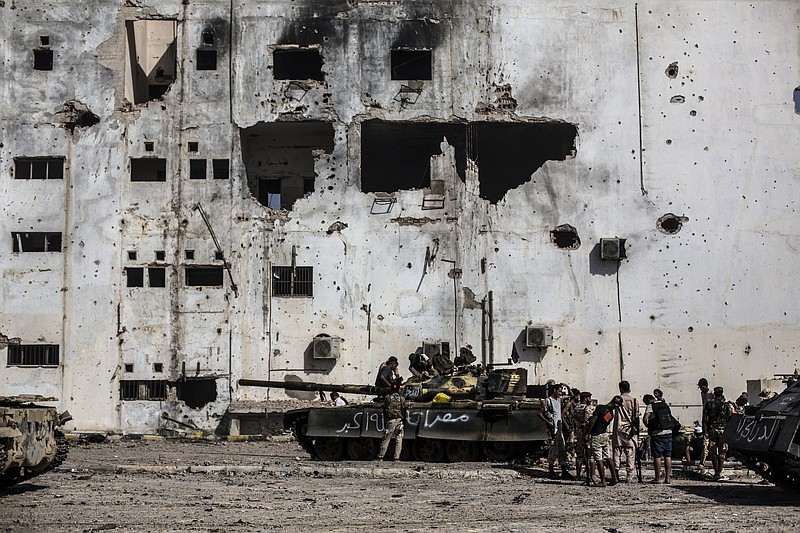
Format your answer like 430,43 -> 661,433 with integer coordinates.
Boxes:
273,48 -> 323,81
391,49 -> 432,80
196,49 -> 217,70
12,232 -> 62,252
153,363 -> 163,373
130,158 -> 167,182
144,142 -> 155,152
272,266 -> 313,297
125,363 -> 134,372
7,345 -> 59,366
124,20 -> 177,104
214,251 -> 224,261
185,266 -> 224,287
188,142 -> 199,152
212,159 -> 229,180
148,267 -> 166,287
175,379 -> 217,409
120,380 -> 168,400
33,49 -> 53,71
40,36 -> 50,46
127,250 -> 137,260
794,87 -> 800,115
126,267 -> 144,287
241,122 -> 334,210
185,250 -> 195,260
155,250 -> 166,261
13,158 -> 64,179
202,30 -> 215,46
189,159 -> 207,180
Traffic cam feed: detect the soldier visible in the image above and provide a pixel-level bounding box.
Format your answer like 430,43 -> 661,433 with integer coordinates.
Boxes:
330,392 -> 347,407
613,381 -> 640,483
643,393 -> 674,484
537,383 -> 574,479
375,356 -> 400,389
586,396 -> 623,487
377,382 -> 406,461
697,378 -> 714,468
704,386 -> 733,481
573,391 -> 596,481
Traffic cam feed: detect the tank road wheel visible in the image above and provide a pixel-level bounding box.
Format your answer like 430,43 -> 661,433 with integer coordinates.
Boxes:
445,440 -> 478,462
482,441 -> 517,462
346,438 -> 378,461
313,437 -> 344,461
412,438 -> 446,462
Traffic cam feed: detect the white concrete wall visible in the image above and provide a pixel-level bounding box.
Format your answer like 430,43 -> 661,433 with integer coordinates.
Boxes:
1,0 -> 799,432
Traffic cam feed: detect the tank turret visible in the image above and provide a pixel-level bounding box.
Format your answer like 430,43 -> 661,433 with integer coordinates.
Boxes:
238,367 -> 548,463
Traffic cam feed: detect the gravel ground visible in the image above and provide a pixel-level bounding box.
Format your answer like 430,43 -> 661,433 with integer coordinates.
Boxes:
1,438 -> 797,533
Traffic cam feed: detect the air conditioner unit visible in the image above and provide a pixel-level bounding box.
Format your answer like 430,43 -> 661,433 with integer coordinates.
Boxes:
526,326 -> 553,348
600,238 -> 626,260
313,335 -> 341,359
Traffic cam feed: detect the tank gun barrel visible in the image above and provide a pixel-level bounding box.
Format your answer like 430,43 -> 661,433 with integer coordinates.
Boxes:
239,379 -> 384,396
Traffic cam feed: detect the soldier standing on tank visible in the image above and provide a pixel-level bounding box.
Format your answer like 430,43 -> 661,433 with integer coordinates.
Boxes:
538,384 -> 574,479
376,356 -> 400,390
697,378 -> 714,469
377,382 -> 406,461
704,386 -> 733,481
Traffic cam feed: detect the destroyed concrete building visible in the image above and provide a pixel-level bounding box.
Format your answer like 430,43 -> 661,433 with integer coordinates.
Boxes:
1,0 -> 799,434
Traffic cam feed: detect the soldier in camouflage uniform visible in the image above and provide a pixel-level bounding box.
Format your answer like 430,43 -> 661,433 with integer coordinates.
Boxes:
573,391 -> 596,480
703,386 -> 733,480
378,382 -> 406,461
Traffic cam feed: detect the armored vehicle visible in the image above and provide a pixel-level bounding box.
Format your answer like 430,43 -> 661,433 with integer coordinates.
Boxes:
723,379 -> 800,491
1,396 -> 70,487
239,367 -> 550,462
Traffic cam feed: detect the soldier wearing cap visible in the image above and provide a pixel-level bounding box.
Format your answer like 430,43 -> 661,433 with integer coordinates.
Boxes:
698,378 -> 714,467
703,386 -> 733,480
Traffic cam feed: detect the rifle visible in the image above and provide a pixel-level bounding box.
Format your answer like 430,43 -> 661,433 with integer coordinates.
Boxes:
581,436 -> 594,486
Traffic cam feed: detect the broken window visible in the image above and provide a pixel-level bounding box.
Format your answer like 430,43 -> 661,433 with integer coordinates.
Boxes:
7,344 -> 59,366
126,267 -> 144,287
272,266 -> 313,297
120,380 -> 168,401
189,159 -> 207,180
14,157 -> 64,179
185,266 -> 224,287
148,267 -> 166,287
12,232 -> 62,252
175,378 -> 217,409
130,158 -> 167,182
360,120 -> 467,193
241,122 -> 334,210
212,159 -> 229,180
124,20 -> 177,104
196,49 -> 217,71
273,48 -> 323,81
33,49 -> 53,71
391,49 -> 432,80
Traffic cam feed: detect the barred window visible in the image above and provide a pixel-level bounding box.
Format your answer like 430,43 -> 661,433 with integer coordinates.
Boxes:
120,380 -> 168,401
12,232 -> 62,252
7,344 -> 59,366
14,157 -> 64,179
272,266 -> 313,297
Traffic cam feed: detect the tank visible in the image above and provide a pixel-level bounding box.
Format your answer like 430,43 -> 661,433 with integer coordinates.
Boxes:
239,366 -> 550,462
722,378 -> 800,491
0,395 -> 70,486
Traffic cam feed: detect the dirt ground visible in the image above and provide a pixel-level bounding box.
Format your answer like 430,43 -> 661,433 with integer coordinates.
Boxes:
1,438 -> 797,533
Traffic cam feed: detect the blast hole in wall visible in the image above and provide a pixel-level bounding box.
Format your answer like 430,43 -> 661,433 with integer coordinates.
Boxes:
657,213 -> 687,234
176,379 -> 217,409
550,224 -> 581,249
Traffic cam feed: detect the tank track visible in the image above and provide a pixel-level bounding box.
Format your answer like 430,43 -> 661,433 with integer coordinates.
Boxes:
0,430 -> 69,487
733,452 -> 800,492
285,411 -> 316,458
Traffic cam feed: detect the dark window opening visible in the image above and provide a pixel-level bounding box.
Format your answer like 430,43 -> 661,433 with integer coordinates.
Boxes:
126,267 -> 144,287
7,344 -> 59,366
185,250 -> 195,260
148,267 -> 166,287
189,159 -> 207,180
14,157 -> 64,180
196,49 -> 217,70
202,30 -> 215,45
391,49 -> 432,80
33,49 -> 53,70
155,250 -> 166,261
241,122 -> 334,210
153,363 -> 163,373
125,363 -> 134,372
131,158 -> 167,182
185,266 -> 224,287
214,251 -> 224,261
12,232 -> 62,253
175,378 -> 217,409
273,48 -> 323,81
40,36 -> 50,46
124,20 -> 177,104
188,142 -> 199,152
120,380 -> 168,401
144,142 -> 155,152
272,265 -> 313,297
550,224 -> 581,250
360,120 -> 467,193
794,87 -> 800,115
657,213 -> 687,235
212,159 -> 229,180
127,250 -> 137,260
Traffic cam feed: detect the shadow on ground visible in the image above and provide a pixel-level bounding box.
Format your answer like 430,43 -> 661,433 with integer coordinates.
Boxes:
677,481 -> 797,505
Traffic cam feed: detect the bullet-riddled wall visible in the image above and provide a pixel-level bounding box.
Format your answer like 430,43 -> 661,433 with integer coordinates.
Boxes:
1,0 -> 799,433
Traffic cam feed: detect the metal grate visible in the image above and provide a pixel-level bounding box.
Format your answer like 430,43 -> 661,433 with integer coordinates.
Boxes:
7,344 -> 59,366
120,380 -> 168,401
14,157 -> 64,179
272,266 -> 313,297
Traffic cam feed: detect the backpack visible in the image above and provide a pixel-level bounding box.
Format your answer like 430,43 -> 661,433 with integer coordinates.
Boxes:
649,401 -> 677,432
